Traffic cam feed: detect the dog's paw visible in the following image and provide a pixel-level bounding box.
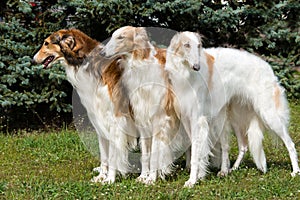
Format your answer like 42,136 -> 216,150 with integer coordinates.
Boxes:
183,179 -> 196,188
217,170 -> 229,177
144,179 -> 155,185
144,176 -> 156,185
93,165 -> 108,177
93,167 -> 102,173
291,170 -> 300,177
91,168 -> 108,183
102,177 -> 115,184
136,174 -> 148,183
91,174 -> 105,183
229,166 -> 238,173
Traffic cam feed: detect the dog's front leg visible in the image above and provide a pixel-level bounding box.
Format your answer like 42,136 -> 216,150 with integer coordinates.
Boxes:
137,136 -> 152,183
91,136 -> 109,183
184,123 -> 200,187
146,114 -> 173,185
145,136 -> 159,185
184,116 -> 210,188
102,134 -> 118,184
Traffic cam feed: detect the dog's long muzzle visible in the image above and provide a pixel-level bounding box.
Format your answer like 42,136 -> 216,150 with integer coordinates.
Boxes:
99,48 -> 120,59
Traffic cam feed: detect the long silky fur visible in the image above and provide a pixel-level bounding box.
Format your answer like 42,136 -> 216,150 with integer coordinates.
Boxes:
104,26 -> 187,183
166,31 -> 300,187
33,29 -> 137,182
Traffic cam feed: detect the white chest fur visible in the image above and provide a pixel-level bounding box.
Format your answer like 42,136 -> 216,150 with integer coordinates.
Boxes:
65,63 -> 113,137
122,58 -> 167,125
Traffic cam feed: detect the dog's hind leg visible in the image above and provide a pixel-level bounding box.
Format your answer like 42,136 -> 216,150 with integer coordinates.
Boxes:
247,116 -> 267,173
260,109 -> 300,176
230,126 -> 248,171
210,107 -> 231,176
217,118 -> 231,176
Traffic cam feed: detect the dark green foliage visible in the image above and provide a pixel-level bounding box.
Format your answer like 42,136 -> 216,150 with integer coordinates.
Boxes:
1,0 -> 299,131
0,1 -> 73,131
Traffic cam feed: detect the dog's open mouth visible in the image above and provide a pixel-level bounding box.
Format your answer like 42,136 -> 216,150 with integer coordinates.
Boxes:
42,56 -> 55,68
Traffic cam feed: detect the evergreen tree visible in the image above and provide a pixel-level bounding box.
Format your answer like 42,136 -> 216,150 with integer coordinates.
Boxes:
1,0 -> 299,131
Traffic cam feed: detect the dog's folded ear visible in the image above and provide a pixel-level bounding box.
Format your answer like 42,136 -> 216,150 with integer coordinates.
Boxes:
61,35 -> 76,50
133,27 -> 151,59
50,32 -> 76,50
169,33 -> 182,54
134,27 -> 149,45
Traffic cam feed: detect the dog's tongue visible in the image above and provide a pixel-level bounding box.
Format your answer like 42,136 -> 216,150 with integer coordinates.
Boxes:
43,56 -> 54,68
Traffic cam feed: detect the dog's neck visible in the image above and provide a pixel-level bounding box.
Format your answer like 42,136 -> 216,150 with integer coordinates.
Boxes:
127,43 -> 157,68
166,52 -> 186,72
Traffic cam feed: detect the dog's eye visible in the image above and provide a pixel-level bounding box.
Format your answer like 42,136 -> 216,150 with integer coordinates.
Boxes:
44,41 -> 49,46
117,36 -> 124,40
184,43 -> 190,48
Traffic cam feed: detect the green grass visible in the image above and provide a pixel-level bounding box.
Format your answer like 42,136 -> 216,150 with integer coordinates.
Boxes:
1,103 -> 300,199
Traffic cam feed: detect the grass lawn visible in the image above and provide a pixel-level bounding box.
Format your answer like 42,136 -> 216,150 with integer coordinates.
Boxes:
1,103 -> 300,199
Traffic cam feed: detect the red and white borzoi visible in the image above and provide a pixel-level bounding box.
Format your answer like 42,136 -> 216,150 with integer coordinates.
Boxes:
101,26 -> 187,184
33,29 -> 137,183
165,31 -> 300,187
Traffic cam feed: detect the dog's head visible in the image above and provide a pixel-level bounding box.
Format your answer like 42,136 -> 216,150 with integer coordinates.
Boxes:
169,31 -> 202,71
33,29 -> 99,68
101,26 -> 151,59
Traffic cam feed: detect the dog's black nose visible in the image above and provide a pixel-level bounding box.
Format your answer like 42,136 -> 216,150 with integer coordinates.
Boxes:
31,59 -> 37,65
193,64 -> 200,71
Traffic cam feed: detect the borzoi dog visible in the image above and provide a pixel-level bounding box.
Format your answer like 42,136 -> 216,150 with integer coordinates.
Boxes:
204,47 -> 299,176
165,31 -> 220,187
101,26 -> 187,184
33,29 -> 137,183
166,31 -> 300,187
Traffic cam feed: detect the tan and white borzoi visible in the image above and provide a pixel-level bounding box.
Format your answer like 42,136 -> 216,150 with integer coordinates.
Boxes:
165,31 -> 300,187
101,26 -> 187,184
33,29 -> 137,183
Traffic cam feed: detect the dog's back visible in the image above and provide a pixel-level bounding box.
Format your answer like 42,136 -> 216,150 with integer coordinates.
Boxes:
205,47 -> 289,124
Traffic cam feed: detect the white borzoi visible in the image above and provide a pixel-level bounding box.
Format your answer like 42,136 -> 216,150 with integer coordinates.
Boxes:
33,29 -> 137,183
101,26 -> 186,184
166,31 -> 300,187
165,31 -> 219,187
204,47 -> 299,177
